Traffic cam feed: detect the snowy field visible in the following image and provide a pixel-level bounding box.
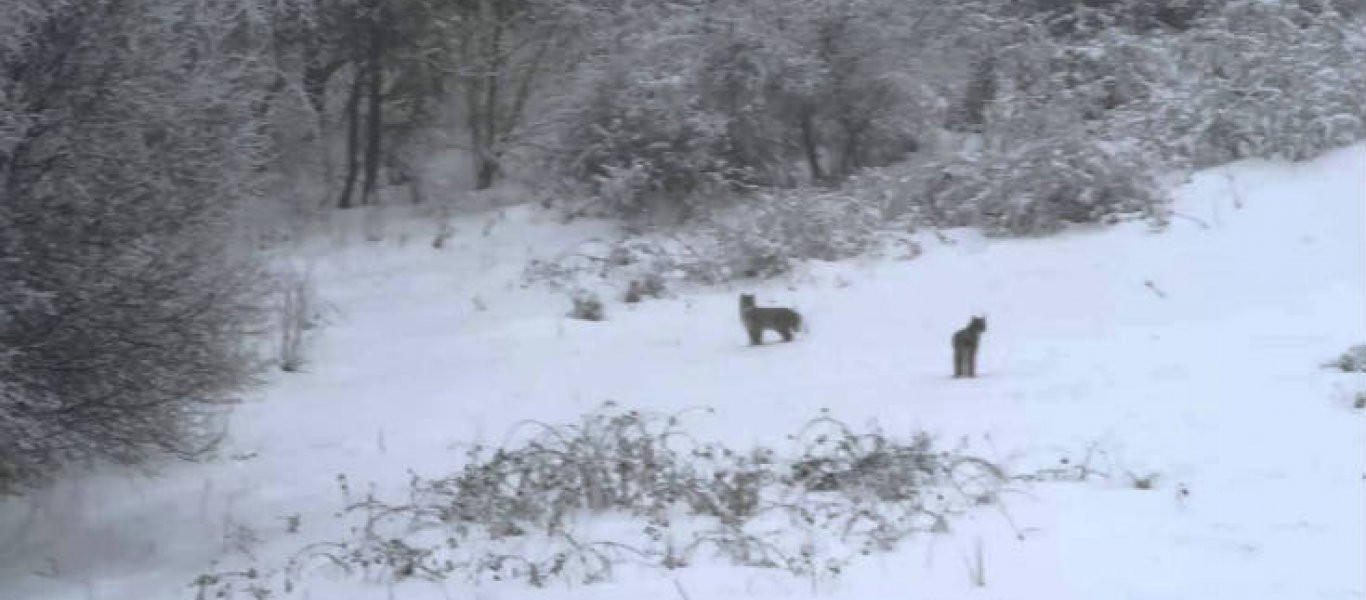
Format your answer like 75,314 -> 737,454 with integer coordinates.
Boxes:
1,145 -> 1362,600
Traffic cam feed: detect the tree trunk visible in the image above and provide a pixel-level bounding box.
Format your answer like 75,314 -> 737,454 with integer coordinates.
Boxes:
359,19 -> 383,206
337,70 -> 363,209
302,50 -> 329,123
799,109 -> 824,183
475,155 -> 499,189
837,118 -> 865,178
471,0 -> 502,190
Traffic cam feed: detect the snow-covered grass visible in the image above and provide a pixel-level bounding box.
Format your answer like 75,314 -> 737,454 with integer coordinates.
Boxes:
2,146 -> 1362,600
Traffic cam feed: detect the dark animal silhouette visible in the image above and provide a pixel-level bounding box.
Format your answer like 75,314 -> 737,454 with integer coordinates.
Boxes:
952,315 -> 987,378
739,294 -> 802,345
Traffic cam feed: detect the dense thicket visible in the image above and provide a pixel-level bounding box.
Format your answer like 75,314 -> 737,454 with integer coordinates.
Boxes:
237,0 -> 1364,228
544,0 -> 1365,230
0,0 -> 271,492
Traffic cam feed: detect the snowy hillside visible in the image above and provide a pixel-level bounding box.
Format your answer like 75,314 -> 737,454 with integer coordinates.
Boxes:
2,146 -> 1362,600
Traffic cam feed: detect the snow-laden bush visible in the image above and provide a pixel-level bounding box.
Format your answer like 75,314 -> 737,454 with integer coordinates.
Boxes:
553,0 -> 935,219
568,291 -> 606,321
623,272 -> 668,303
1045,0 -> 1366,168
526,132 -> 1166,290
1325,344 -> 1366,373
524,186 -> 894,289
950,1 -> 1364,181
559,59 -> 752,220
907,137 -> 1168,236
276,268 -> 329,373
1,0 -> 270,492
192,405 -> 1013,595
1160,0 -> 1366,167
704,188 -> 887,278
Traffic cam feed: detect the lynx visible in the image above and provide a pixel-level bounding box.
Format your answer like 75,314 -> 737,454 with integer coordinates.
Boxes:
952,316 -> 987,378
739,294 -> 802,345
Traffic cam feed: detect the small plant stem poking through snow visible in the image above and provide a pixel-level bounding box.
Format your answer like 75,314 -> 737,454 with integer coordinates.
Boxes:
673,578 -> 693,600
1144,280 -> 1167,298
963,537 -> 986,588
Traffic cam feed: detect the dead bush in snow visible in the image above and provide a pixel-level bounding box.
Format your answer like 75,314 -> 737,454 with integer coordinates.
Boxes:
1324,344 -> 1366,373
1014,441 -> 1116,484
623,273 -> 668,303
568,291 -> 606,321
194,405 -> 1026,595
787,414 -> 944,500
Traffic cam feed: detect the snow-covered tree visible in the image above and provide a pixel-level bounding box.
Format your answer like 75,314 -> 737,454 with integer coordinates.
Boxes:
554,0 -> 946,217
0,0 -> 270,492
1162,0 -> 1366,166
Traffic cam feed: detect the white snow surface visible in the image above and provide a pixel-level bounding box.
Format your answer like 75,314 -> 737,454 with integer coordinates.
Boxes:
2,145 -> 1363,600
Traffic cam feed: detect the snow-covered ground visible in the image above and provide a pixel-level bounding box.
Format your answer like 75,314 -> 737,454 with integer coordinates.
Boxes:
2,145 -> 1362,600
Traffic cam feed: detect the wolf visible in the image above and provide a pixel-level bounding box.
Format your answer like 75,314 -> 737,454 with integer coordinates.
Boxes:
739,294 -> 803,345
952,315 -> 987,378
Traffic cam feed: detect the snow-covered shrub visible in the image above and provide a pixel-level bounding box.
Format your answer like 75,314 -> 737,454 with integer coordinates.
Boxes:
523,238 -> 673,292
558,60 -> 751,219
706,188 -> 886,278
910,136 -> 1168,236
1325,344 -> 1366,373
1072,0 -> 1366,168
568,292 -> 606,321
431,218 -> 455,250
1,0 -> 270,491
552,0 -> 935,217
523,186 -> 888,288
985,1 -> 1365,171
590,162 -> 657,218
276,268 -> 326,373
624,273 -> 668,303
1020,0 -> 1214,36
1159,0 -> 1366,166
526,133 -> 1163,292
523,255 -> 604,291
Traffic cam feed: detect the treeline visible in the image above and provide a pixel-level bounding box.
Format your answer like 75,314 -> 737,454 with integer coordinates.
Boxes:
246,0 -> 1364,225
540,0 -> 1365,228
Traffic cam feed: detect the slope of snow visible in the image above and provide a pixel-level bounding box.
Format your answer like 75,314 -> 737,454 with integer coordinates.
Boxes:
2,145 -> 1362,600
